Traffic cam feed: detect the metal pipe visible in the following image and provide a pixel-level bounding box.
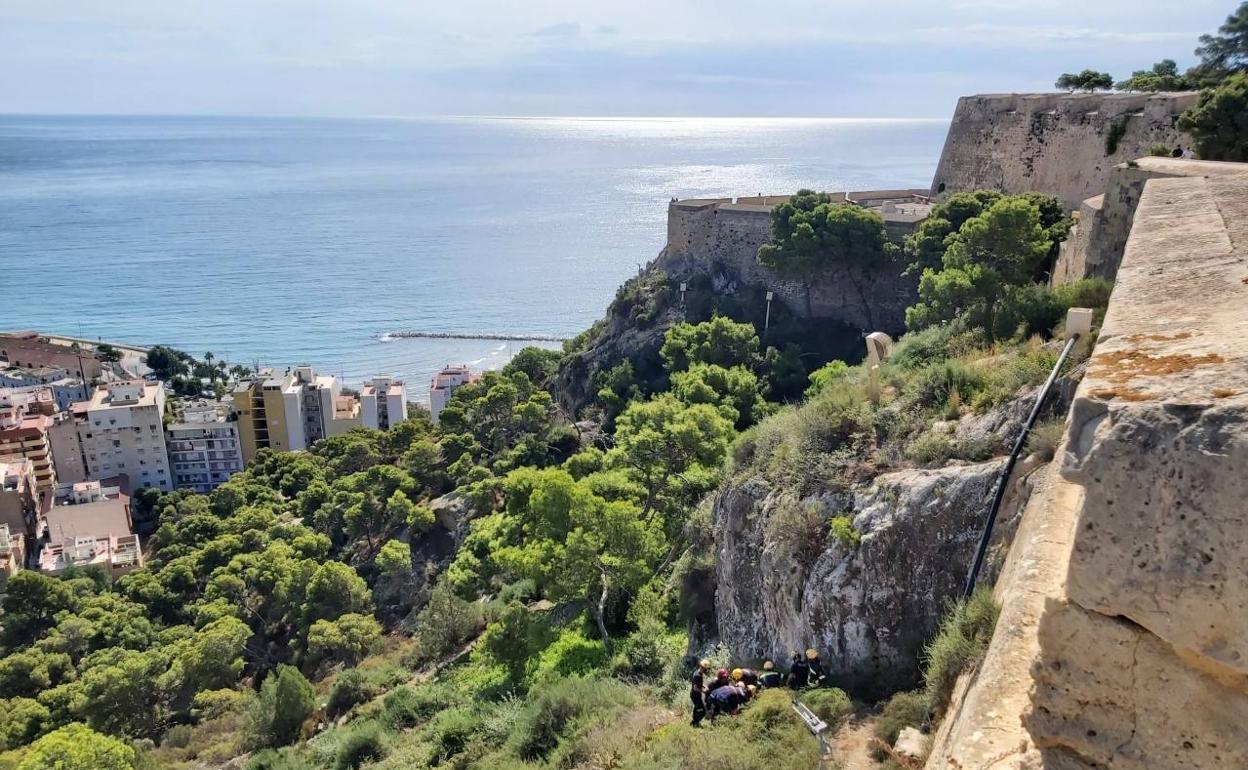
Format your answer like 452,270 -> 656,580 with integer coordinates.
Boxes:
961,333 -> 1080,600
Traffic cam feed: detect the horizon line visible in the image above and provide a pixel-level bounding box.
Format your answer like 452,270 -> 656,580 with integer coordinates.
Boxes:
0,110 -> 951,122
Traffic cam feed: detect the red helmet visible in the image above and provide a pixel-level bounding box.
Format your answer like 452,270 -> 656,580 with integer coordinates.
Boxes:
716,668 -> 729,679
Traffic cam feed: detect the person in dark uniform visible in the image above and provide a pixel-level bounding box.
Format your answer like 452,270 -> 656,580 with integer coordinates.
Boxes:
690,658 -> 711,726
805,648 -> 826,687
787,651 -> 809,689
708,682 -> 746,719
759,660 -> 782,689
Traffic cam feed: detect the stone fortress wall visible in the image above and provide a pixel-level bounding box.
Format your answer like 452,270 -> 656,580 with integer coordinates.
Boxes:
661,190 -> 929,331
930,92 -> 1199,211
925,162 -> 1248,770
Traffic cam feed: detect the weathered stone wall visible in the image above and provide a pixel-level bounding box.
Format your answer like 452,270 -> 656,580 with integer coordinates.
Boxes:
926,170 -> 1248,769
1051,157 -> 1248,285
663,200 -> 916,331
930,92 -> 1197,211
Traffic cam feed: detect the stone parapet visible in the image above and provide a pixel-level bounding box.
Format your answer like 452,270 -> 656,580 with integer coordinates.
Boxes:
927,168 -> 1248,769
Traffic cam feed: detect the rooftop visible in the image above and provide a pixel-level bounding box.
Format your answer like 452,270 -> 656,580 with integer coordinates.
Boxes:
44,496 -> 132,541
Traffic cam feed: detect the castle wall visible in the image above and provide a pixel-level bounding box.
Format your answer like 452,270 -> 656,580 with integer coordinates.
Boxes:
925,170 -> 1248,770
1052,157 -> 1248,285
930,92 -> 1198,211
662,198 -> 919,331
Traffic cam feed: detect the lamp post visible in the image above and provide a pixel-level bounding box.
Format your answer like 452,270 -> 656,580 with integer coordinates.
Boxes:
764,291 -> 774,333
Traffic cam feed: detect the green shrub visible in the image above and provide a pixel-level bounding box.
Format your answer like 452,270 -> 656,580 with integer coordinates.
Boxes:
1105,115 -> 1130,155
326,669 -> 374,719
412,583 -> 484,665
1025,417 -> 1066,462
381,684 -> 453,730
872,690 -> 927,760
334,721 -> 387,770
801,687 -> 853,727
1148,143 -> 1171,157
424,708 -> 480,765
970,346 -> 1057,410
923,588 -> 1000,720
741,688 -> 795,737
805,360 -> 850,398
765,498 -> 827,568
160,724 -> 192,749
828,516 -> 860,550
507,677 -> 634,761
533,630 -> 609,680
905,361 -> 985,412
248,665 -> 314,749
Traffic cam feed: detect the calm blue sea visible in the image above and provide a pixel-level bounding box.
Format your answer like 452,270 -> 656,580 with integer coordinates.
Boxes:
0,115 -> 948,399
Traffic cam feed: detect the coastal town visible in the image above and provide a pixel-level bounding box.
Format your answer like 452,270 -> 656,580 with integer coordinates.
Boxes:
0,328 -> 483,585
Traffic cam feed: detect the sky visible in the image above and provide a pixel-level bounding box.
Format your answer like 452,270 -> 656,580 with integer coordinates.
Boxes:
0,0 -> 1235,117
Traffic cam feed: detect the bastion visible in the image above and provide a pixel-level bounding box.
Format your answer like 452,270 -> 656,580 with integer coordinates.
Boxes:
930,92 -> 1198,211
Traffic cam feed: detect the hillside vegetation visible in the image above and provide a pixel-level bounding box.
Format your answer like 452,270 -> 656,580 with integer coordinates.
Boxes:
0,190 -> 1110,770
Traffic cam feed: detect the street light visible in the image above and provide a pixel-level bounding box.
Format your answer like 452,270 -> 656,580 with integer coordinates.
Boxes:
764,291 -> 774,332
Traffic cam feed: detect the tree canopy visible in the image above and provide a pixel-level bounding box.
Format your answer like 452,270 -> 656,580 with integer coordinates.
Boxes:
1115,59 -> 1194,91
757,191 -> 896,320
1177,71 -> 1248,161
1054,70 -> 1114,91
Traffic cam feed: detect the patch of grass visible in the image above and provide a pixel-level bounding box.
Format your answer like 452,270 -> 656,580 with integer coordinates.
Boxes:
923,587 -> 1000,720
872,690 -> 927,760
906,431 -> 1001,467
507,677 -> 636,761
381,684 -> 455,730
765,498 -> 828,568
799,687 -> 854,727
1025,417 -> 1066,461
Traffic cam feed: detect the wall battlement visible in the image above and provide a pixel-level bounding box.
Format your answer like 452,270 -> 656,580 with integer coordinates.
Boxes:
931,91 -> 1199,210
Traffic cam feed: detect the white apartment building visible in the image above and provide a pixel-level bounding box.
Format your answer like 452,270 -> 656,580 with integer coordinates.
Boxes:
0,364 -> 90,412
429,365 -> 476,424
165,399 -> 244,493
361,376 -> 408,430
79,380 -> 171,491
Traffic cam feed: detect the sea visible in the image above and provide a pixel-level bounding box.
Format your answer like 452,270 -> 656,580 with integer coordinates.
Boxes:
0,115 -> 949,401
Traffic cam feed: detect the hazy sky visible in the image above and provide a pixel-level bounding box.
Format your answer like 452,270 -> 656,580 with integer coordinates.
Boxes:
0,0 -> 1233,117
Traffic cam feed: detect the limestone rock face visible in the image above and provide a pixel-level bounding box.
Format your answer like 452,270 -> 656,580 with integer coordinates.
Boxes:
376,491 -> 472,631
713,460 -> 1010,697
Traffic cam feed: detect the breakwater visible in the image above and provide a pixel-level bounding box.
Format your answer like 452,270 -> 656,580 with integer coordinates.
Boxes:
383,331 -> 569,343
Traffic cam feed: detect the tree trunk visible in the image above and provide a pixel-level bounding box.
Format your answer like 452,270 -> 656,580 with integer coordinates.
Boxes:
595,570 -> 611,642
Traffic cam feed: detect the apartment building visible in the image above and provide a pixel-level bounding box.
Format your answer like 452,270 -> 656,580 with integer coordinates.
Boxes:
232,366 -> 343,464
48,408 -> 89,488
165,399 -> 244,493
0,523 -> 22,586
361,376 -> 408,430
0,460 -> 39,551
429,365 -> 477,424
328,394 -> 362,436
0,396 -> 56,495
78,380 -> 171,491
0,364 -> 90,412
40,480 -> 141,578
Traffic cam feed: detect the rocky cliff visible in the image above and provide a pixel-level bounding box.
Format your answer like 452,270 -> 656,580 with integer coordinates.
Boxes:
931,92 -> 1197,211
711,375 -> 1078,698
